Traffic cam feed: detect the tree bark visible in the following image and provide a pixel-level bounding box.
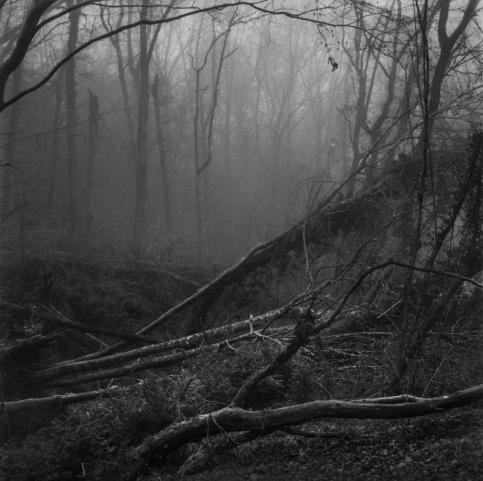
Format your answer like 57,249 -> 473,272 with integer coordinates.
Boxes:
1,65 -> 22,238
131,384 -> 483,465
131,1 -> 171,258
0,0 -> 55,106
422,0 -> 480,143
41,308 -> 161,345
85,88 -> 98,251
64,0 -> 81,243
0,384 -> 123,414
37,332 -> 259,388
46,74 -> 62,215
132,4 -> 150,259
152,74 -> 171,237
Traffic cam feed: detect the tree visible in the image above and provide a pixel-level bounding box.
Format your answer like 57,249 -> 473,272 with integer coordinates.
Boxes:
151,73 -> 172,237
190,12 -> 236,262
1,3 -> 482,477
64,0 -> 81,243
131,2 -> 151,259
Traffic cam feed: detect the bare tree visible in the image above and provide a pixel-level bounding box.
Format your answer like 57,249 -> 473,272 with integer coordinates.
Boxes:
132,0 -> 175,259
190,12 -> 236,262
151,72 -> 172,237
64,0 -> 81,242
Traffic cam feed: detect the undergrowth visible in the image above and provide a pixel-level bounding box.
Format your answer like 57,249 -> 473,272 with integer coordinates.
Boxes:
0,258 -> 481,481
0,376 -> 194,481
0,256 -> 194,346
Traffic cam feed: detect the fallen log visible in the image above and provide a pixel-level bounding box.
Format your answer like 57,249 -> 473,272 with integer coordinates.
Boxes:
136,178 -> 390,337
131,383 -> 483,466
37,298 -> 374,382
34,261 -> 472,390
64,329 -> 109,350
0,384 -> 125,414
77,179 -> 389,361
37,328 -> 290,388
41,308 -> 162,345
28,328 -> 389,388
41,308 -> 289,373
33,304 -> 301,384
28,284 -> 396,389
39,347 -> 205,387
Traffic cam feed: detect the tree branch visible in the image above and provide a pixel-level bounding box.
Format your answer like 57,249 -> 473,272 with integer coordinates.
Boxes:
0,0 -> 55,104
131,384 -> 483,466
0,1 -> 377,111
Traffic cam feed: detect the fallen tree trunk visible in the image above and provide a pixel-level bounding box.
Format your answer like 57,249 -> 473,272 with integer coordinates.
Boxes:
41,308 -> 162,345
131,384 -> 483,466
35,261 -> 478,390
35,306 -> 295,383
77,179 -> 389,362
23,299 -> 374,388
35,302 -> 374,382
37,328 -> 291,388
142,185 -> 383,316
0,384 -> 125,414
28,328 -> 389,388
39,347 -> 208,387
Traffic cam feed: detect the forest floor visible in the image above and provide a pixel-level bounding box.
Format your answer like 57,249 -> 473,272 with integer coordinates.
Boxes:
153,408 -> 483,481
1,257 -> 482,481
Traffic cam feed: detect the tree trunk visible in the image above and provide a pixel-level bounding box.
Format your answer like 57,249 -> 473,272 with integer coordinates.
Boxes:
1,65 -> 22,240
64,0 -> 80,245
132,5 -> 150,259
1,384 -> 128,414
46,74 -> 62,216
85,88 -> 98,252
152,74 -> 171,237
131,384 -> 483,466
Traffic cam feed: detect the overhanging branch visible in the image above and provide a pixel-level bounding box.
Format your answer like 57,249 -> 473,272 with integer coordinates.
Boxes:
1,1 -> 374,111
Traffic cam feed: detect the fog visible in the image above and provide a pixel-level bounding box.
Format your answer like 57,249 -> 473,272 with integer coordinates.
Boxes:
0,1 -> 481,266
1,4 -> 482,476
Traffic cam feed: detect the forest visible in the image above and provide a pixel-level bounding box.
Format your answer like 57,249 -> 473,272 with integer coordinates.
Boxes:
0,1 -> 482,480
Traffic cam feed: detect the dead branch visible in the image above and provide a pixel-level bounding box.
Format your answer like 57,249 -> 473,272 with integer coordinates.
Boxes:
0,384 -> 125,414
131,384 -> 483,467
231,261 -> 394,407
38,347 -> 205,388
353,394 -> 423,404
35,329 -> 284,388
30,306 -> 295,385
77,179 -> 389,362
41,307 -> 162,345
30,309 -> 379,389
231,257 -> 476,408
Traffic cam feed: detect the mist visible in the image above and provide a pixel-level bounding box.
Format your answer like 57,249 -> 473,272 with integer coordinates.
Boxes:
4,0 -> 467,265
0,2 -> 482,479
